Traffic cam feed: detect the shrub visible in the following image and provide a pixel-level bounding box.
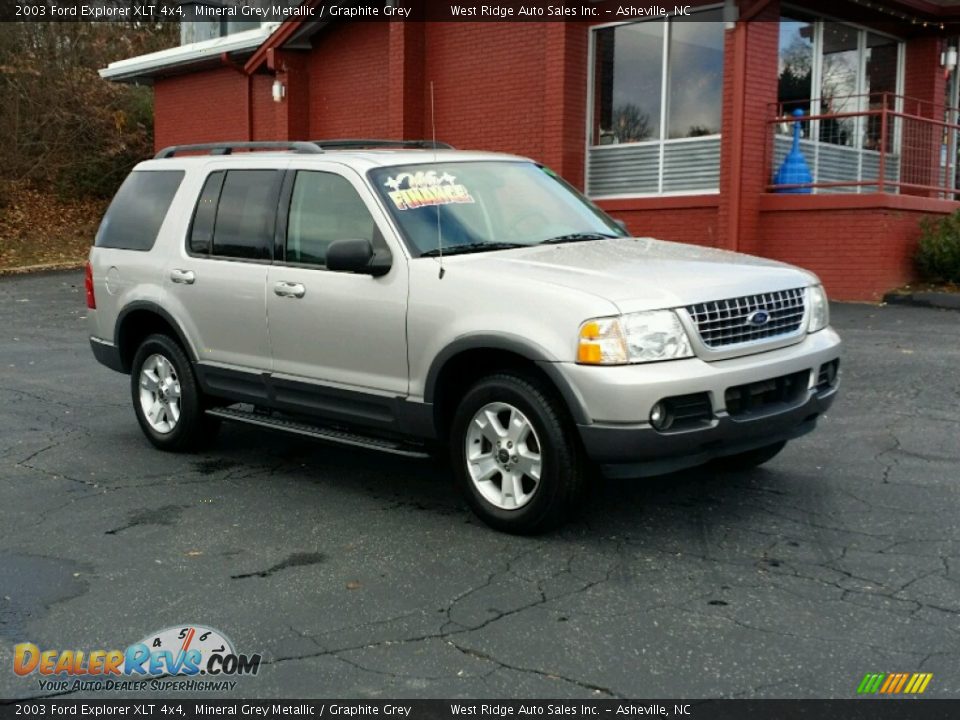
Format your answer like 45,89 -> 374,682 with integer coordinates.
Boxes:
916,212 -> 960,283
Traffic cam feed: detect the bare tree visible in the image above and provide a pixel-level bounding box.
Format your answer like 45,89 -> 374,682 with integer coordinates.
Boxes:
612,103 -> 654,143
0,20 -> 177,199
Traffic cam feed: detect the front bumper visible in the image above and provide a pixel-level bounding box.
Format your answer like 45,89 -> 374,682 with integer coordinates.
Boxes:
563,328 -> 841,478
580,384 -> 836,478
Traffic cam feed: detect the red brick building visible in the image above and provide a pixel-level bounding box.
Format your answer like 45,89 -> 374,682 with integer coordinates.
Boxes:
101,1 -> 960,300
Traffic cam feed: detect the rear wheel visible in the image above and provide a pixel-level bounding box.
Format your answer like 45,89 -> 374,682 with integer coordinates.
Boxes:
130,334 -> 219,452
712,440 -> 787,471
450,372 -> 587,534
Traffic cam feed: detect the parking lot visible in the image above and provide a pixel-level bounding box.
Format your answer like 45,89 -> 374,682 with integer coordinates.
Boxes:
0,270 -> 958,700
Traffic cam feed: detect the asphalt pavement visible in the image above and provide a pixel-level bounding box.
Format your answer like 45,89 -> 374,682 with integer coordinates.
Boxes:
0,271 -> 958,700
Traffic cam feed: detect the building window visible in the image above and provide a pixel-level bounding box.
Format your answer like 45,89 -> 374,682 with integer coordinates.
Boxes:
588,9 -> 725,197
775,17 -> 903,192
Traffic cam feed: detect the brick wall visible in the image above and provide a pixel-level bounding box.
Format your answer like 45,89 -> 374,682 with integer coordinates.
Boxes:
759,209 -> 922,300
598,197 -> 721,247
251,74 -> 282,140
154,67 -> 249,149
614,208 -> 720,247
757,195 -> 956,301
541,23 -> 589,187
902,36 -> 947,195
308,22 -> 390,138
424,22 -> 547,158
718,5 -> 781,255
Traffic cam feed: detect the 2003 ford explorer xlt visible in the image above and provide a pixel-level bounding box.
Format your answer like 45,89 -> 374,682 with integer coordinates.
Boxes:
86,140 -> 841,534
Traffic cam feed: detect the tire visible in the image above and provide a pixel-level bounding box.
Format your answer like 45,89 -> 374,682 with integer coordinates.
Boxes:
711,440 -> 787,471
450,372 -> 588,534
130,333 -> 220,452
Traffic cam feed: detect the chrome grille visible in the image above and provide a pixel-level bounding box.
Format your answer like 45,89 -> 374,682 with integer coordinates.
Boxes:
686,288 -> 807,348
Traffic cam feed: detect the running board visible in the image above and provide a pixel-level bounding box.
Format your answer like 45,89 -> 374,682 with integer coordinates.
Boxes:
206,406 -> 430,458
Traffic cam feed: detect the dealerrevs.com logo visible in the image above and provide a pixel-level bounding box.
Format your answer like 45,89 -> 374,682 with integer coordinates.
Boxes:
13,625 -> 261,693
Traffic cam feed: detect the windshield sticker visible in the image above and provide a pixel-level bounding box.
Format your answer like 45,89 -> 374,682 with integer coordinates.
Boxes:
384,170 -> 474,210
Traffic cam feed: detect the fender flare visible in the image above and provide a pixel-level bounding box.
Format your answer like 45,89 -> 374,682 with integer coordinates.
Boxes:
423,334 -> 591,425
114,301 -> 198,370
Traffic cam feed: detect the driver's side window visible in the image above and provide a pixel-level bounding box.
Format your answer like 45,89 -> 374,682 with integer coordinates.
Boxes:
286,171 -> 378,266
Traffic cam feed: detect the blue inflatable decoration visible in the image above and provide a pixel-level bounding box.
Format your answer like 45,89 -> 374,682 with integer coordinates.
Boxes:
774,108 -> 813,193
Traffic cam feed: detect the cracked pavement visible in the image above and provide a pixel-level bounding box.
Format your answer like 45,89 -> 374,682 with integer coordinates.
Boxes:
0,271 -> 958,699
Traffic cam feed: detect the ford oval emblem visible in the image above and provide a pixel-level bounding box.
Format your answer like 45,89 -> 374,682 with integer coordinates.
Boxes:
747,310 -> 770,326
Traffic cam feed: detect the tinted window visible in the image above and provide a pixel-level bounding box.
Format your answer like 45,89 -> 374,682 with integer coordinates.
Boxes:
189,171 -> 225,256
211,170 -> 281,260
95,170 -> 184,251
286,171 -> 378,266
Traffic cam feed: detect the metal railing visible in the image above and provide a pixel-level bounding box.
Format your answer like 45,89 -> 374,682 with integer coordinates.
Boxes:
767,93 -> 960,200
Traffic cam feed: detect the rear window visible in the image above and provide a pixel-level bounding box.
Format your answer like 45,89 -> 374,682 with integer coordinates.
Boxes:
95,170 -> 184,251
209,170 -> 281,261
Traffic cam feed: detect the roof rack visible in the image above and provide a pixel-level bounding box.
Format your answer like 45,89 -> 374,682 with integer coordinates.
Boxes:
154,141 -> 322,159
311,139 -> 454,150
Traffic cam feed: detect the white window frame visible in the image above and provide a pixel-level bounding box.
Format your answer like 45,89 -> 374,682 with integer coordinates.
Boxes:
585,7 -> 725,199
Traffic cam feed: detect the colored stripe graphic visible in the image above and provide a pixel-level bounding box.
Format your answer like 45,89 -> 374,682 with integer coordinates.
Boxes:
857,673 -> 932,694
857,673 -> 885,694
905,673 -> 934,694
893,673 -> 909,693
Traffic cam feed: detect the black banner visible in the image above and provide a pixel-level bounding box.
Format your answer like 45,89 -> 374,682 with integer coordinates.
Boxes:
0,700 -> 959,720
0,0 -> 954,24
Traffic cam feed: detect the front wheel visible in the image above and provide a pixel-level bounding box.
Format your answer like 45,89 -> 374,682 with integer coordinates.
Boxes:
450,372 -> 587,534
130,334 -> 219,452
711,440 -> 787,471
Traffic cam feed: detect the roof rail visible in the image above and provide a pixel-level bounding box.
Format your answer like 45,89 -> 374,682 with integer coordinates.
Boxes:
311,139 -> 454,150
154,141 -> 323,159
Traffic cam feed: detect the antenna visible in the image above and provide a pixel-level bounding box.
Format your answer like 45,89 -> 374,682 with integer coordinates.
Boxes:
431,81 -> 445,280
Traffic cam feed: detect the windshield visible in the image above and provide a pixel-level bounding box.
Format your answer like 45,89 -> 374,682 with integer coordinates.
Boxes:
369,161 -> 627,256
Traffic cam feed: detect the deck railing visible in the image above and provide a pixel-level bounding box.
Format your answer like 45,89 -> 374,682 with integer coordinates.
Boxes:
767,93 -> 960,200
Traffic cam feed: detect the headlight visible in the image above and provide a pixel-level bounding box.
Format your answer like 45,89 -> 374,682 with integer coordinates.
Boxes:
578,311 -> 693,365
807,284 -> 829,333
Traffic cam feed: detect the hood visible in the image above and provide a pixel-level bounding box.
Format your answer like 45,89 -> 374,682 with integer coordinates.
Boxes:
445,237 -> 817,312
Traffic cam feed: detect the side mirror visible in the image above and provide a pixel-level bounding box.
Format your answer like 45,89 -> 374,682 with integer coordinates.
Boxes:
613,218 -> 629,234
325,239 -> 391,277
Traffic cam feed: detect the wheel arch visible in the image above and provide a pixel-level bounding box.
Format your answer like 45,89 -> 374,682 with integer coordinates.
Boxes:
424,335 -> 591,437
115,302 -> 197,374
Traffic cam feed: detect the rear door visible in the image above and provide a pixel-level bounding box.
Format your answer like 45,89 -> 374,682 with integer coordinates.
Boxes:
163,163 -> 284,383
266,163 -> 409,414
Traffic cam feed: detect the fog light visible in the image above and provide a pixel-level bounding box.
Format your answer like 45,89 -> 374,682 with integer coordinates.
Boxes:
650,401 -> 670,431
825,360 -> 838,385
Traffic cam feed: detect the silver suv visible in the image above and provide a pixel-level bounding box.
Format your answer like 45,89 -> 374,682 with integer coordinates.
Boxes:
87,140 -> 841,534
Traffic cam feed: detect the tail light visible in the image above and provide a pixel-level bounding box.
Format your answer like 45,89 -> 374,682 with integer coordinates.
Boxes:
84,261 -> 96,309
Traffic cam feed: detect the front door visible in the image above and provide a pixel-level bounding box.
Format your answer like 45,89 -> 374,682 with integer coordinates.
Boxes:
266,165 -> 409,421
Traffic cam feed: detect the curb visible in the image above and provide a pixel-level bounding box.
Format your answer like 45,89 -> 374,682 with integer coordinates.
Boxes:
0,261 -> 86,277
883,291 -> 960,311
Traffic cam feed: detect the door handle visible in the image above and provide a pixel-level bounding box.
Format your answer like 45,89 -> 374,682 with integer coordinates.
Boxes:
273,281 -> 306,299
170,269 -> 196,285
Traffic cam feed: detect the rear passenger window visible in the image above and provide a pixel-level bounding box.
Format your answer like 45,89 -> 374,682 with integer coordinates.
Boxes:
188,171 -> 225,255
95,170 -> 184,251
286,171 -> 378,266
209,170 -> 281,261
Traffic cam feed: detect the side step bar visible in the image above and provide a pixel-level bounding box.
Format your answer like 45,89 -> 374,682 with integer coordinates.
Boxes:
206,406 -> 430,459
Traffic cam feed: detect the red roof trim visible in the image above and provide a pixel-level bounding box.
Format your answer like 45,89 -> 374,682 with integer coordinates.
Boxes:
243,0 -> 322,74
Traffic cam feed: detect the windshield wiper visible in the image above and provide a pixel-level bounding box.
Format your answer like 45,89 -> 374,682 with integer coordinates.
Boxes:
420,242 -> 528,257
540,232 -> 619,245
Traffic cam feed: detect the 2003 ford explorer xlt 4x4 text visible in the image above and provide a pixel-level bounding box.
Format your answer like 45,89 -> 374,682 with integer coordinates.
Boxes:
86,140 -> 841,534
